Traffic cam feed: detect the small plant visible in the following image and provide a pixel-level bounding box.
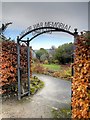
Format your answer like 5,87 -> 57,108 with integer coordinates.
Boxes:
64,68 -> 71,78
53,60 -> 59,64
30,77 -> 44,95
52,108 -> 71,118
32,63 -> 45,73
52,65 -> 72,80
44,60 -> 49,64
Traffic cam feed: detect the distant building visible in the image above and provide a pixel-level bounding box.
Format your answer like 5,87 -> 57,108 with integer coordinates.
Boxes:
32,49 -> 37,59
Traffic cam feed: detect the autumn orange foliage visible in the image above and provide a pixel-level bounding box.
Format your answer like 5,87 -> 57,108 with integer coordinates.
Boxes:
72,35 -> 90,119
0,41 -> 32,94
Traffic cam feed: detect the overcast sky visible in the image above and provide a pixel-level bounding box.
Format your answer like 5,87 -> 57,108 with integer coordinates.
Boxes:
1,2 -> 89,49
1,0 -> 90,2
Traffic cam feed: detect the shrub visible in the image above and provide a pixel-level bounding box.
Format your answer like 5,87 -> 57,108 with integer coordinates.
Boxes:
52,66 -> 72,80
72,34 -> 90,119
44,60 -> 49,64
32,64 -> 45,74
0,41 -> 31,95
53,60 -> 59,64
32,63 -> 49,74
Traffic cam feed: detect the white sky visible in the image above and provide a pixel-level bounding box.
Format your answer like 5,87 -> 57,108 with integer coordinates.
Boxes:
0,1 -> 89,49
1,0 -> 90,2
2,2 -> 88,32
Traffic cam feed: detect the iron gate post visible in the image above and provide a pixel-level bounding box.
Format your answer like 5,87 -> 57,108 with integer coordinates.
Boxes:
17,36 -> 21,100
73,28 -> 78,75
74,28 -> 78,48
71,53 -> 74,76
27,39 -> 30,96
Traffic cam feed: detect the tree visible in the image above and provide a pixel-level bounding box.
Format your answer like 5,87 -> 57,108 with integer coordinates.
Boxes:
54,43 -> 74,64
83,31 -> 90,45
40,53 -> 48,61
51,45 -> 56,50
36,48 -> 49,62
48,46 -> 56,64
0,22 -> 12,40
0,22 -> 12,34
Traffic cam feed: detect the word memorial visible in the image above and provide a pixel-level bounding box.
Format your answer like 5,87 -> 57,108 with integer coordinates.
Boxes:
19,21 -> 71,38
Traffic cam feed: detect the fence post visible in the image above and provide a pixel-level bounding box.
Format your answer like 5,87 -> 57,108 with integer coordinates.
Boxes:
74,28 -> 78,44
71,53 -> 74,76
71,29 -> 78,116
30,46 -> 32,77
72,28 -> 78,75
27,39 -> 30,96
17,36 -> 21,100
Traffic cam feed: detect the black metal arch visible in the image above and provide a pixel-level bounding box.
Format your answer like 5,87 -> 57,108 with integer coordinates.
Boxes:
17,27 -> 78,100
24,29 -> 75,43
19,26 -> 76,40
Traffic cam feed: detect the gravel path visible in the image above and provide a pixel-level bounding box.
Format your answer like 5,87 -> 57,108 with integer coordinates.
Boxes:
1,74 -> 71,118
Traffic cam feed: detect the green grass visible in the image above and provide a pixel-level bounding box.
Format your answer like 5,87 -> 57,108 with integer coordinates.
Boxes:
43,64 -> 61,71
52,107 -> 71,118
30,76 -> 44,95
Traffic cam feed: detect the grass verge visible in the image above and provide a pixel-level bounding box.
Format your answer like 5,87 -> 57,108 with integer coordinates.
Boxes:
43,64 -> 61,71
30,76 -> 44,95
2,76 -> 44,99
32,63 -> 72,80
51,107 -> 71,118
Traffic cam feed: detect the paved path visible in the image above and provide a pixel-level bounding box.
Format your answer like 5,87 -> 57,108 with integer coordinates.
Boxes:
2,74 -> 71,118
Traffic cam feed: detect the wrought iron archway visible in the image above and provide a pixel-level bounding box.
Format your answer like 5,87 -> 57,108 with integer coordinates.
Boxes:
17,27 -> 78,100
